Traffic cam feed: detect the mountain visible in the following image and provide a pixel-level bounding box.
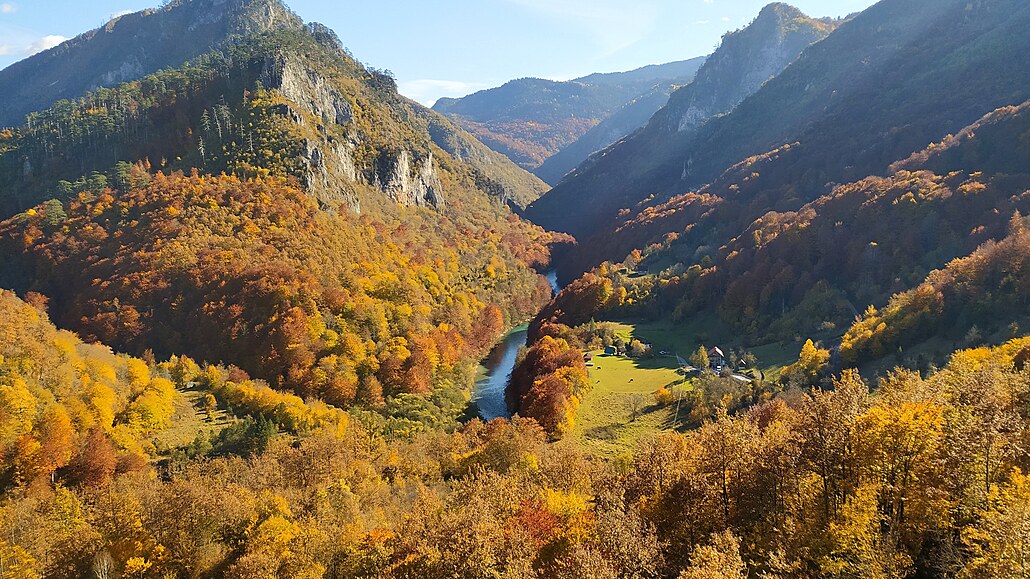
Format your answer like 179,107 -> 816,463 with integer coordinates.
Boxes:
432,57 -> 705,174
0,0 -> 304,128
0,0 -> 565,406
533,82 -> 685,186
534,2 -> 833,188
539,96 -> 1030,363
0,7 -> 551,218
527,0 -> 1030,254
841,220 -> 1030,369
525,2 -> 838,239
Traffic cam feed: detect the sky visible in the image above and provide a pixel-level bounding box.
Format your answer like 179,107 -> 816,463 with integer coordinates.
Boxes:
0,0 -> 878,106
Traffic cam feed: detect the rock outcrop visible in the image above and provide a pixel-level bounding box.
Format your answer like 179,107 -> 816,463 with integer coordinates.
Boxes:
378,151 -> 444,208
260,55 -> 445,209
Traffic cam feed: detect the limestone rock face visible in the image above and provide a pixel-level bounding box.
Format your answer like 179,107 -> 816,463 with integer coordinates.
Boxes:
261,56 -> 445,209
299,138 -> 362,212
276,59 -> 354,128
0,0 -> 549,218
379,151 -> 444,208
664,3 -> 833,134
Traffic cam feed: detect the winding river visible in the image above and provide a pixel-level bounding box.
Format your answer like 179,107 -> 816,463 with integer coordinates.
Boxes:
470,271 -> 562,421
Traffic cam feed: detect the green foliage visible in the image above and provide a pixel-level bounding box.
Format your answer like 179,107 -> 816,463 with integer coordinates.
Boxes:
208,415 -> 278,458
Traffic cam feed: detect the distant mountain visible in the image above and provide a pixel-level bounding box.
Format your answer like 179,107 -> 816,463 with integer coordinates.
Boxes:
0,0 -> 304,128
533,83 -> 684,186
432,58 -> 705,175
526,2 -> 837,238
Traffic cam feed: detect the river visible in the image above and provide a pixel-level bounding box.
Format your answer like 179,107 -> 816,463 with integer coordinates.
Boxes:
470,271 -> 562,421
470,324 -> 528,421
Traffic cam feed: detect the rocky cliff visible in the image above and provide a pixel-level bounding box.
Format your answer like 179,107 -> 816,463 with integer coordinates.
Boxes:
525,3 -> 838,238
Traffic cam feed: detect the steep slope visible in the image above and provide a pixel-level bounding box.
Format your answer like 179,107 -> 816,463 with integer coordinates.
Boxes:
540,100 -> 1030,350
537,1 -> 834,189
0,171 -> 559,407
432,57 -> 705,172
527,0 -> 1030,244
0,23 -> 549,217
0,2 -> 565,408
841,221 -> 1030,367
0,289 -> 180,486
0,0 -> 304,127
533,81 -> 689,186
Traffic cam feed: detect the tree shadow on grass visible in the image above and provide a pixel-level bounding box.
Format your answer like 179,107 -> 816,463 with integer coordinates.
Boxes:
585,424 -> 621,441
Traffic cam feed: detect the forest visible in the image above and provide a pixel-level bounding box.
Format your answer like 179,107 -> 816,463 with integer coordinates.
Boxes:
2,0 -> 1030,577
3,289 -> 1030,577
0,170 -> 558,410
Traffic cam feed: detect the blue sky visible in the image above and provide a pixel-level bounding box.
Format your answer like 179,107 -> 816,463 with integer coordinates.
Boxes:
0,0 -> 877,105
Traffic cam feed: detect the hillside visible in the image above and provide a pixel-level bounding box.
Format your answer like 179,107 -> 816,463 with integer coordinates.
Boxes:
432,57 -> 705,174
533,82 -> 687,186
841,218 -> 1030,368
527,0 -> 1030,245
0,168 -> 560,409
0,24 -> 551,216
0,0 -> 304,127
0,0 -> 572,417
534,3 -> 837,187
537,98 -> 1030,358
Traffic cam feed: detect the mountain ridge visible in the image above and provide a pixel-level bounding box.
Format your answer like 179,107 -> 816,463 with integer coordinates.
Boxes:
0,23 -> 550,217
432,56 -> 706,176
525,2 -> 838,238
528,0 -> 1030,261
0,0 -> 306,127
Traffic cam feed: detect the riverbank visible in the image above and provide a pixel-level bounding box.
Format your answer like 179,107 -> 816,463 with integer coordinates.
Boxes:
470,324 -> 528,421
469,269 -> 562,421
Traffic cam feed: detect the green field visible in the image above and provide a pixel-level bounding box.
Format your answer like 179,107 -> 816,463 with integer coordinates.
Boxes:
149,385 -> 235,452
606,318 -> 798,378
574,350 -> 691,457
572,319 -> 801,456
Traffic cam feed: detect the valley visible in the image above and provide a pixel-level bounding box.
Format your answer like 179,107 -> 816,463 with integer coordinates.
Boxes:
1,0 -> 1029,577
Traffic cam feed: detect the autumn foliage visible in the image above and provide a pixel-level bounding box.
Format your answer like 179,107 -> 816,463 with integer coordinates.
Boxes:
507,325 -> 592,437
3,295 -> 1030,577
1,172 -> 556,407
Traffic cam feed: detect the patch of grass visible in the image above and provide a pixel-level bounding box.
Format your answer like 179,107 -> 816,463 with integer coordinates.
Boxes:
150,385 -> 235,452
571,317 -> 800,457
573,350 -> 691,457
604,317 -> 796,379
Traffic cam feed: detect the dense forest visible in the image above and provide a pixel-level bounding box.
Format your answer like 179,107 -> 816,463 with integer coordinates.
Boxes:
0,171 -> 559,408
2,0 -> 1030,577
529,98 -> 1030,352
3,289 -> 1030,577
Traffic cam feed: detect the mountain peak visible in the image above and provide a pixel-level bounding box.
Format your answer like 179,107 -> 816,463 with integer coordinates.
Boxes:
525,1 -> 837,237
757,2 -> 808,21
0,0 -> 303,127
